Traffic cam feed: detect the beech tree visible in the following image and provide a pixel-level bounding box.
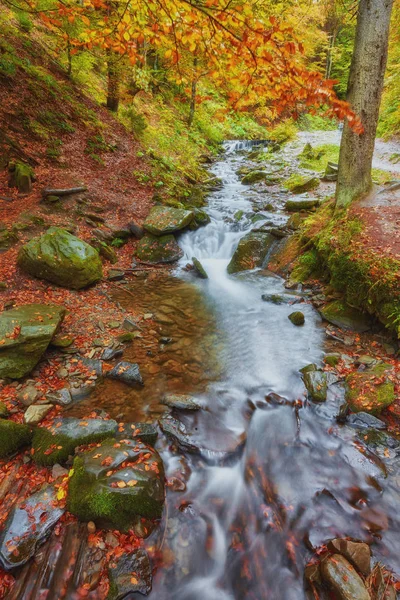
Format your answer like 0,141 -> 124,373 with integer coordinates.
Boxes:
336,0 -> 394,208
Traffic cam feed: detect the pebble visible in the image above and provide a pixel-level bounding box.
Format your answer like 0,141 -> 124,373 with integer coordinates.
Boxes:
87,521 -> 96,534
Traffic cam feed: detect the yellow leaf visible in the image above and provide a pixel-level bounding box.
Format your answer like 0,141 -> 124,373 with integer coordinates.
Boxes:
123,31 -> 130,42
57,488 -> 66,500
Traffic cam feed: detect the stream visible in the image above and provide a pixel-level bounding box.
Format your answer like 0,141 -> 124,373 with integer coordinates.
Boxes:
140,135 -> 400,599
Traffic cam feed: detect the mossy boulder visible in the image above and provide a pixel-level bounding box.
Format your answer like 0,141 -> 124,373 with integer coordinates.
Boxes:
284,175 -> 320,194
0,420 -> 33,458
285,199 -> 320,212
227,232 -> 275,274
303,370 -> 328,402
190,209 -> 211,229
0,402 -> 8,418
0,229 -> 18,250
67,438 -> 165,530
32,417 -> 118,466
143,206 -> 193,235
0,303 -> 66,379
18,227 -> 103,289
345,363 -> 395,415
320,300 -> 372,333
136,233 -> 183,264
288,311 -> 305,326
8,161 -> 35,194
192,257 -> 208,279
241,171 -> 268,185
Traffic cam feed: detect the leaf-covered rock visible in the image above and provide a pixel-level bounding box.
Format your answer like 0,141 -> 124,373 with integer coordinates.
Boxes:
0,303 -> 66,379
284,175 -> 320,194
143,206 -> 193,235
345,363 -> 395,415
0,420 -> 33,458
18,227 -> 103,289
67,438 -> 165,529
227,232 -> 275,274
107,548 -> 152,600
32,417 -> 118,466
320,554 -> 371,600
136,233 -> 183,264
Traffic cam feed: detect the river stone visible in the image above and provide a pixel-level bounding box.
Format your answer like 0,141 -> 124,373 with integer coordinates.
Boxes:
159,415 -> 200,453
284,176 -> 320,195
67,438 -> 165,529
261,293 -> 302,305
18,227 -> 102,289
0,420 -> 33,458
303,370 -> 328,402
288,311 -> 305,326
24,403 -> 52,425
102,347 -> 124,361
345,363 -> 395,415
367,564 -> 397,600
192,257 -> 208,279
241,170 -> 268,184
107,361 -> 143,386
136,233 -> 183,264
191,209 -> 211,229
346,412 -> 387,430
320,554 -> 371,600
324,353 -> 341,367
327,539 -> 371,577
0,484 -> 64,571
116,422 -> 158,446
0,303 -> 66,379
107,548 -> 152,599
32,417 -> 118,466
46,387 -> 73,406
0,402 -> 8,418
227,232 -> 275,274
162,393 -> 200,411
143,206 -> 193,236
285,198 -> 320,211
320,300 -> 372,332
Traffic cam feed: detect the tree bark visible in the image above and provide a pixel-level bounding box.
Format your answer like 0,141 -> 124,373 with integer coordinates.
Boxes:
188,58 -> 198,128
106,50 -> 120,112
335,0 -> 394,209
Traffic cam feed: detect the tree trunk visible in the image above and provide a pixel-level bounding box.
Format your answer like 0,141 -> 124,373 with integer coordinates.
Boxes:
325,30 -> 336,80
188,58 -> 198,128
335,0 -> 394,209
106,51 -> 120,112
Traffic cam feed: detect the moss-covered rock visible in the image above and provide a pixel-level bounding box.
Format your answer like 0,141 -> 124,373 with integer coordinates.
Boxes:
285,199 -> 320,212
0,303 -> 65,379
32,417 -> 118,466
192,257 -> 208,279
189,209 -> 211,229
136,233 -> 183,264
345,363 -> 395,415
18,227 -> 103,289
8,161 -> 35,193
303,370 -> 328,402
0,228 -> 18,250
320,300 -> 372,332
227,232 -> 275,274
324,353 -> 341,367
0,402 -> 8,418
284,175 -> 320,194
241,171 -> 268,185
143,206 -> 193,236
288,311 -> 305,326
0,420 -> 33,458
67,438 -> 165,530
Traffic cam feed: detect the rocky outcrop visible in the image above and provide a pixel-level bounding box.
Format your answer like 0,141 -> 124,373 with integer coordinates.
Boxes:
320,300 -> 372,332
0,303 -> 65,379
227,232 -> 275,274
136,233 -> 183,264
18,227 -> 103,289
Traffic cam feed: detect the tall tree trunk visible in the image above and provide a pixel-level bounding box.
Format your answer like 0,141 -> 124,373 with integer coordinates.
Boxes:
188,58 -> 198,128
335,0 -> 394,208
325,31 -> 336,80
106,50 -> 120,112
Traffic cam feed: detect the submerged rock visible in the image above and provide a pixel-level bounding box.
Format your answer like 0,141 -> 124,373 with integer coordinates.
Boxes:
0,303 -> 65,379
320,554 -> 371,600
0,484 -> 64,570
159,415 -> 200,454
143,206 -> 193,235
320,300 -> 372,332
303,370 -> 328,402
32,417 -> 118,466
192,257 -> 208,279
162,393 -> 200,411
107,548 -> 152,599
136,233 -> 183,264
107,361 -> 143,386
227,232 -> 275,274
67,438 -> 165,529
18,227 -> 103,289
346,412 -> 387,430
288,311 -> 305,326
327,539 -> 371,577
0,420 -> 32,458
261,293 -> 302,305
116,422 -> 158,446
345,363 -> 395,415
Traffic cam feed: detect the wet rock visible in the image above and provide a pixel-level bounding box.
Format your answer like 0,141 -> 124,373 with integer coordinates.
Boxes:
192,257 -> 208,279
128,221 -> 144,239
32,416 -> 118,466
159,415 -> 200,453
67,438 -> 165,529
303,370 -> 328,402
0,419 -> 32,458
46,387 -> 73,406
304,563 -> 322,587
50,333 -> 74,348
81,357 -> 103,377
320,554 -> 371,600
285,198 -> 320,211
227,232 -> 275,274
0,484 -> 64,571
261,293 -> 302,304
288,311 -> 305,326
320,300 -> 372,332
327,539 -> 371,577
107,361 -> 143,386
355,355 -> 378,368
0,303 -> 65,379
24,403 -> 52,425
191,209 -> 211,229
300,363 -> 318,375
107,548 -> 152,599
345,363 -> 395,415
136,233 -> 183,264
122,317 -> 140,331
367,564 -> 397,600
17,384 -> 39,406
241,170 -> 268,184
18,227 -> 103,289
102,346 -> 124,361
162,393 -> 200,411
346,412 -> 387,430
143,206 -> 193,235
116,422 -> 158,446
52,463 -> 69,479
324,353 -> 341,367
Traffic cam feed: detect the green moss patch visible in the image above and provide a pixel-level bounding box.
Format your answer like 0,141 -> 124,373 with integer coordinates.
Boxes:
345,363 -> 395,415
0,420 -> 32,458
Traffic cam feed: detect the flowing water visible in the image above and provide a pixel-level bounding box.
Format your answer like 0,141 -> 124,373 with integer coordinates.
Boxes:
142,138 -> 400,600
